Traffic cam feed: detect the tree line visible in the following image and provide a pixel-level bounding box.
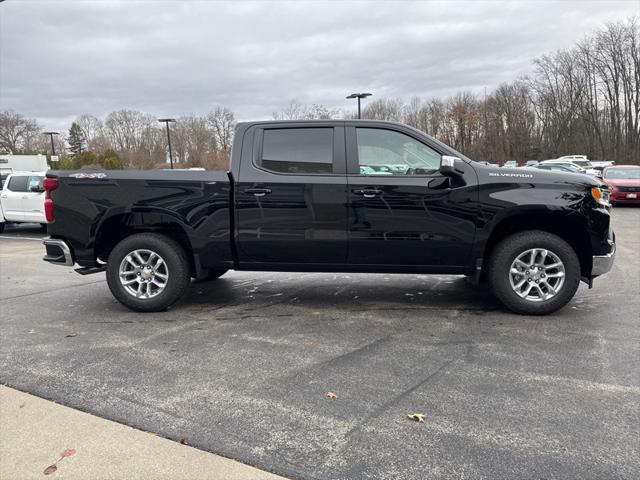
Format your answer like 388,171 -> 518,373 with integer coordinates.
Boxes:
0,17 -> 637,169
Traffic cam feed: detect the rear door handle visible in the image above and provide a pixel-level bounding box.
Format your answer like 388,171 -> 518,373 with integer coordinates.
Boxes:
245,187 -> 272,197
353,188 -> 382,198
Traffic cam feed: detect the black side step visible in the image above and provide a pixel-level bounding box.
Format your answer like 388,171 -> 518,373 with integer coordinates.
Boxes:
74,266 -> 106,275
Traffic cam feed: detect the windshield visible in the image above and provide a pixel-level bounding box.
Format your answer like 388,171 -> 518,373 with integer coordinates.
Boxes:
605,168 -> 640,180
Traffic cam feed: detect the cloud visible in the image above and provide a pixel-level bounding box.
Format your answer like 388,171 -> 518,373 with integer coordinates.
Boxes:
1,0 -> 637,130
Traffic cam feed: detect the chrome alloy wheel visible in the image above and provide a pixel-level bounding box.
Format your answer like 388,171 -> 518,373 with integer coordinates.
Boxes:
508,248 -> 565,302
118,249 -> 169,299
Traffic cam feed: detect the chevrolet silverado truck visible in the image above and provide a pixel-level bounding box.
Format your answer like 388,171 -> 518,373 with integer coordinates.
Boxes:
42,120 -> 615,315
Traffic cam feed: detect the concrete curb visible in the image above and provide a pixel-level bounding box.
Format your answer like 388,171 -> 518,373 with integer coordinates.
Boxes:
0,385 -> 286,480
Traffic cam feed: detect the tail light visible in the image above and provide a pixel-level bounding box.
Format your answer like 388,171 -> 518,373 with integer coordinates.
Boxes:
43,177 -> 59,222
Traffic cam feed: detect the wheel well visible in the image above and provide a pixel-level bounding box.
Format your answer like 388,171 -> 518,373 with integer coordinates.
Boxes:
482,213 -> 593,277
95,212 -> 196,275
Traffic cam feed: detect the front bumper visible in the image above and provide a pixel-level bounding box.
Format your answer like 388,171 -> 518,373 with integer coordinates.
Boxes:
591,230 -> 615,277
43,237 -> 74,266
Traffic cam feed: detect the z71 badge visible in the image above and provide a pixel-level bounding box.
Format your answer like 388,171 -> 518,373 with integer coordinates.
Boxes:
69,172 -> 107,179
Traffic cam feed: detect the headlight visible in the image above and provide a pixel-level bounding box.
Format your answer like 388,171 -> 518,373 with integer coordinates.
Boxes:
591,186 -> 610,206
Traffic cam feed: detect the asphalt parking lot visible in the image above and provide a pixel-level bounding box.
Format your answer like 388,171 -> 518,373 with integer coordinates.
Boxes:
1,209 -> 639,480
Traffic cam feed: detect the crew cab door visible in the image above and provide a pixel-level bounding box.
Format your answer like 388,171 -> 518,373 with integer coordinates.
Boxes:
235,123 -> 348,265
345,124 -> 477,268
0,174 -> 29,222
22,175 -> 46,223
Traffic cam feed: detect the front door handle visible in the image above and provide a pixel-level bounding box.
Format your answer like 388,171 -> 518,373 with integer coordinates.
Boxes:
245,187 -> 272,197
353,188 -> 382,198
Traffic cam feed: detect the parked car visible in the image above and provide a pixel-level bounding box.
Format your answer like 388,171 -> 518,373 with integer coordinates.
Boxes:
0,172 -> 47,233
524,160 -> 539,167
530,163 -> 589,175
502,160 -> 518,168
601,165 -> 640,204
540,159 -> 599,176
590,161 -> 615,176
42,120 -> 615,315
556,155 -> 593,169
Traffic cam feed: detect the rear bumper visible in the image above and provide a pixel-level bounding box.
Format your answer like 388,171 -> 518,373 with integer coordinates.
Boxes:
43,237 -> 74,266
591,230 -> 615,277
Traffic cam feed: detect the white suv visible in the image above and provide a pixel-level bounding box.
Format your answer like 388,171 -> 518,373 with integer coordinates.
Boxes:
0,172 -> 47,233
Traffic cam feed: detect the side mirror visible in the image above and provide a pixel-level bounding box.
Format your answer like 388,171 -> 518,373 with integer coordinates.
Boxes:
440,155 -> 461,176
30,185 -> 44,193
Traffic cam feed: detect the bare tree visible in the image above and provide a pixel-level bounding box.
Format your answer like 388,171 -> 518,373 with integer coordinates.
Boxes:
0,110 -> 41,154
272,100 -> 339,120
76,114 -> 108,153
208,106 -> 235,153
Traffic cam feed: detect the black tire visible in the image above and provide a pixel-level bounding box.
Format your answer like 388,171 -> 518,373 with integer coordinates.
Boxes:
0,222 -> 5,234
40,223 -> 48,232
488,230 -> 581,315
106,233 -> 191,312
194,269 -> 228,282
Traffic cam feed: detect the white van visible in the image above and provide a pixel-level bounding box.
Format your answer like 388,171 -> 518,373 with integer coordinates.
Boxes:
0,172 -> 47,233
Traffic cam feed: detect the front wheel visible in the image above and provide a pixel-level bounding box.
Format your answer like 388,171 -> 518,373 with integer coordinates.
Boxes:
106,233 -> 191,312
488,230 -> 581,315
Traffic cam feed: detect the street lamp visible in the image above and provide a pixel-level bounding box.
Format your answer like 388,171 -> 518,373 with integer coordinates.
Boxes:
43,131 -> 59,156
346,93 -> 372,119
158,118 -> 176,169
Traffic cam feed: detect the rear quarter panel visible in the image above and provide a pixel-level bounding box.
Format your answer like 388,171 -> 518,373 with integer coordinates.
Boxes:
48,170 -> 232,268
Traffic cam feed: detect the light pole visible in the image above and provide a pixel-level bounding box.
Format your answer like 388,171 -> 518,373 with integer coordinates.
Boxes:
346,93 -> 372,119
43,131 -> 59,156
158,118 -> 176,169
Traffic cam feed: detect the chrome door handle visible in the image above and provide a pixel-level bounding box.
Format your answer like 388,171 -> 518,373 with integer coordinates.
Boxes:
245,188 -> 272,197
353,188 -> 382,198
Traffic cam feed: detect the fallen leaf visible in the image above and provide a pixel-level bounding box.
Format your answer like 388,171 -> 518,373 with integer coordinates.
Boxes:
65,333 -> 77,338
61,448 -> 76,458
325,391 -> 337,400
43,465 -> 57,475
179,438 -> 189,445
407,413 -> 425,423
19,403 -> 26,409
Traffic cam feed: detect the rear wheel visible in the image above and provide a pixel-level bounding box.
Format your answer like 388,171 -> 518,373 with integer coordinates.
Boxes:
488,230 -> 581,315
106,233 -> 191,312
0,222 -> 5,233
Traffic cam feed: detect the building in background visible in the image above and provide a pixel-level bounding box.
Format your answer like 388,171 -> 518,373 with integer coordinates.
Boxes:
0,154 -> 50,186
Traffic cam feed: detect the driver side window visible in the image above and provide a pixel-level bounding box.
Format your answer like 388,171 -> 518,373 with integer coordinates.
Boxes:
356,128 -> 441,176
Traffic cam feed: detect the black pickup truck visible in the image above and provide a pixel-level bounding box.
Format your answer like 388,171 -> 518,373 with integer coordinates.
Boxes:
42,120 -> 615,315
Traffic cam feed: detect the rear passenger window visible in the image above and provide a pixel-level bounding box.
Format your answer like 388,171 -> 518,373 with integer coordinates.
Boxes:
260,128 -> 333,174
7,175 -> 29,192
28,176 -> 44,190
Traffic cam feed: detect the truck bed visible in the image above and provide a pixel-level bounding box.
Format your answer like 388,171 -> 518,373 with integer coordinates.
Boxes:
46,169 -> 234,272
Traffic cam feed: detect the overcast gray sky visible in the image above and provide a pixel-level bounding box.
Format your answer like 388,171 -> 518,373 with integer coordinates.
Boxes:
1,0 -> 638,130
